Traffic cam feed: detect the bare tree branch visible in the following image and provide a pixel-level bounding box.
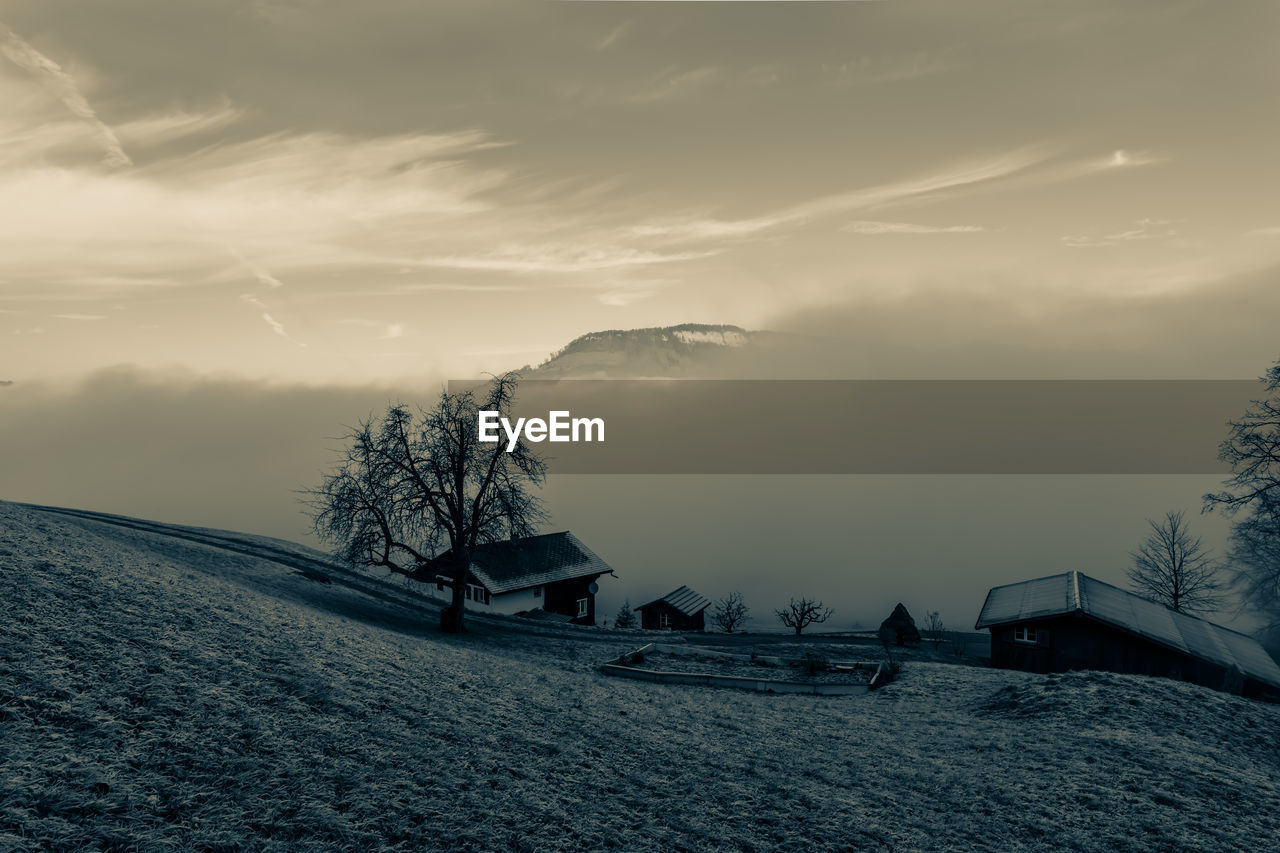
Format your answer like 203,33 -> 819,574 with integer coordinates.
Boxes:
712,592 -> 749,633
305,373 -> 546,633
774,597 -> 832,636
1128,510 -> 1224,614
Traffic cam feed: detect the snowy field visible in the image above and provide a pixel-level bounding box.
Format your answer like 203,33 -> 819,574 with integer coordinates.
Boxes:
2,501 -> 1279,851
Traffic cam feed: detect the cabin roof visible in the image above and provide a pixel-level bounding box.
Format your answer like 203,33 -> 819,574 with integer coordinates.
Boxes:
975,571 -> 1280,689
426,531 -> 614,595
636,585 -> 711,617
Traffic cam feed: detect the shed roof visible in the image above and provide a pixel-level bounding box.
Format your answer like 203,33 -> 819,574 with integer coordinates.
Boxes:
636,585 -> 711,617
423,531 -> 614,595
975,571 -> 1280,689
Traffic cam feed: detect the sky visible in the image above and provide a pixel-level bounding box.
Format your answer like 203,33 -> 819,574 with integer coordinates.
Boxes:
2,0 -> 1279,383
2,1 -> 1279,629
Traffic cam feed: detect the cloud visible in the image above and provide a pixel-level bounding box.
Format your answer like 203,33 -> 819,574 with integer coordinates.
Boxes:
842,220 -> 984,235
823,51 -> 956,87
228,247 -> 284,289
261,313 -> 287,337
259,313 -> 305,348
414,246 -> 717,274
1108,149 -> 1164,168
114,103 -> 241,149
597,288 -> 659,307
632,150 -> 1043,243
1062,218 -> 1178,248
0,23 -> 131,168
629,66 -> 727,104
53,313 -> 107,321
380,324 -> 404,340
0,119 -> 514,295
594,23 -> 629,52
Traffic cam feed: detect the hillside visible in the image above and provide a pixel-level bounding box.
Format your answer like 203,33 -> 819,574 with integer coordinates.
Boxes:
3,501 -> 1280,851
525,324 -> 775,379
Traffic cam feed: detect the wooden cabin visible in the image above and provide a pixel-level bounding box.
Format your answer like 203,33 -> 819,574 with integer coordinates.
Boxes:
975,571 -> 1280,699
418,531 -> 615,625
636,585 -> 711,632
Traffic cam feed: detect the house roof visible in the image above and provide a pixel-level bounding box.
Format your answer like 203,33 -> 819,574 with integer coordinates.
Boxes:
636,585 -> 711,617
975,571 -> 1280,689
425,531 -> 615,595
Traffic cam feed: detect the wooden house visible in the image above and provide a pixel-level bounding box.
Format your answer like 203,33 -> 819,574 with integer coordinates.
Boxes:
975,571 -> 1280,699
636,585 -> 711,632
418,531 -> 615,625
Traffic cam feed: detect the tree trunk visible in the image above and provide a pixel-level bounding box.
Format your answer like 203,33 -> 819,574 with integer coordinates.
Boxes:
441,556 -> 469,633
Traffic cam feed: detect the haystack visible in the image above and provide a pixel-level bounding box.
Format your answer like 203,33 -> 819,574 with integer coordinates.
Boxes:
879,603 -> 921,647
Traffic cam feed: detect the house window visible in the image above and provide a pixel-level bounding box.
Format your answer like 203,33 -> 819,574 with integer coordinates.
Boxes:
576,598 -> 589,617
464,586 -> 472,601
436,580 -> 444,592
533,586 -> 542,598
1013,625 -> 1038,644
468,585 -> 488,605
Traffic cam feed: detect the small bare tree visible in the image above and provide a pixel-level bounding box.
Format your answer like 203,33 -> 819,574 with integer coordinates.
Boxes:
614,600 -> 637,629
923,611 -> 946,650
775,597 -> 832,636
712,591 -> 749,633
1128,510 -> 1224,614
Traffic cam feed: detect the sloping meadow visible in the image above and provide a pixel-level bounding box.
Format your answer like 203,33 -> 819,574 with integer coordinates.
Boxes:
2,502 -> 1278,851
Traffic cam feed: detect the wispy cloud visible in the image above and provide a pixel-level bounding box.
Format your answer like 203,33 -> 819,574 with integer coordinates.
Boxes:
842,220 -> 984,235
1107,149 -> 1162,168
634,150 -> 1042,242
242,294 -> 303,345
823,51 -> 955,87
261,313 -> 288,337
258,312 -> 305,347
114,103 -> 241,149
414,246 -> 716,274
1062,218 -> 1177,248
0,23 -> 130,168
594,23 -> 629,52
53,313 -> 107,321
228,247 -> 284,289
629,66 -> 727,104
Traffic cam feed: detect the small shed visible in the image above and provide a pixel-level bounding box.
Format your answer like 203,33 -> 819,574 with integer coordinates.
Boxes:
636,585 -> 711,632
975,570 -> 1280,699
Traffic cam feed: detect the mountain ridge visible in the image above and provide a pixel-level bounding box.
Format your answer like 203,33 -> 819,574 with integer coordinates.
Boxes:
522,322 -> 781,378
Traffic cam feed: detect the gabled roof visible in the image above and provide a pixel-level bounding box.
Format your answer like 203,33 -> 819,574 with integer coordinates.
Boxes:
636,585 -> 711,617
975,571 -> 1280,689
425,532 -> 615,595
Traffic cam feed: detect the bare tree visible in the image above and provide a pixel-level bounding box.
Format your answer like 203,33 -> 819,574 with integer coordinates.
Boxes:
923,611 -> 946,650
1128,510 -> 1224,614
1225,500 -> 1280,637
712,591 -> 749,633
775,597 -> 832,636
1205,358 -> 1280,629
307,373 -> 546,633
614,600 -> 637,629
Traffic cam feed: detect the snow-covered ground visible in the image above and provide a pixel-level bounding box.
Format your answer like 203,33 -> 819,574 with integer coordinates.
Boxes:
2,501 -> 1278,851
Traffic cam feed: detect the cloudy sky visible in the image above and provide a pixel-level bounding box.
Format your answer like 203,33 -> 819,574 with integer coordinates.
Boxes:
3,1 -> 1278,628
3,0 -> 1279,384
